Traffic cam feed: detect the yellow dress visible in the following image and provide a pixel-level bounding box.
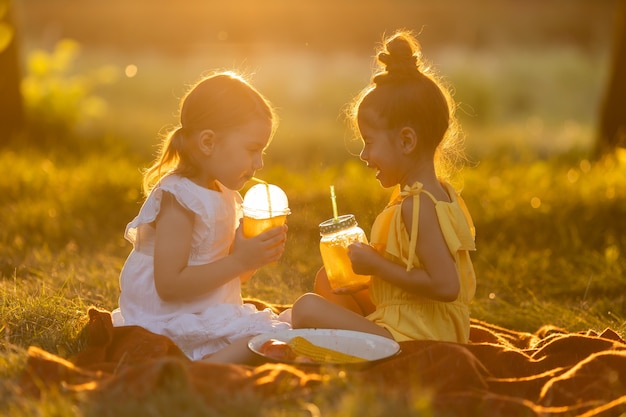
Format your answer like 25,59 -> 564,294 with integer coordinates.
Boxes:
366,181 -> 476,343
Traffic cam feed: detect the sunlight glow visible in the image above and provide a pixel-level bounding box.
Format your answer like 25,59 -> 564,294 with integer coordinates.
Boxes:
0,22 -> 13,52
530,197 -> 541,209
605,245 -> 619,263
125,64 -> 138,78
579,160 -> 591,173
488,176 -> 501,188
617,148 -> 626,166
606,187 -> 615,200
567,168 -> 579,183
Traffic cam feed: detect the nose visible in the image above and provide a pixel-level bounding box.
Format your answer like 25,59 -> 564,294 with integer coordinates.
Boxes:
359,147 -> 368,162
252,153 -> 264,171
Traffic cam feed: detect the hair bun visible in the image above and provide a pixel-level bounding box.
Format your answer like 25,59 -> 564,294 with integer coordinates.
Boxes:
376,34 -> 421,80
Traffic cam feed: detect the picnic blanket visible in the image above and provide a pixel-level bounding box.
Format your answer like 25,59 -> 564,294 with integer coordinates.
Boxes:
18,302 -> 626,416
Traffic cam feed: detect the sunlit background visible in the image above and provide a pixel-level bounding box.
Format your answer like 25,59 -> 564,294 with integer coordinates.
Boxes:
11,0 -> 617,167
2,7 -> 626,409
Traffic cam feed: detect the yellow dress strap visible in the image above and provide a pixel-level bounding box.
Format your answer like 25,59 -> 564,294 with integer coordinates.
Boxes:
394,182 -> 471,270
373,182 -> 469,272
397,182 -> 431,272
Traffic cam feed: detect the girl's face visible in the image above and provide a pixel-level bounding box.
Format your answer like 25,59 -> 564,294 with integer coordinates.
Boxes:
357,108 -> 404,188
207,118 -> 273,190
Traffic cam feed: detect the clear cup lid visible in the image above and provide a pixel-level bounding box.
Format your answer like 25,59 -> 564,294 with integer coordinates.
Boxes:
242,183 -> 290,217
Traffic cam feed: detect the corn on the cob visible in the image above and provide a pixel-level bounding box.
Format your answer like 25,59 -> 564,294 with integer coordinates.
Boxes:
287,336 -> 366,363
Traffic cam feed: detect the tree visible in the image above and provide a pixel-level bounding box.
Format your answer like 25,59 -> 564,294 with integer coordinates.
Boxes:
0,0 -> 23,144
595,0 -> 626,157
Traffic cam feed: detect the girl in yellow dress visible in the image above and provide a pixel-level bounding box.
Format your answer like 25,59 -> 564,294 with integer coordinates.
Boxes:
291,30 -> 477,344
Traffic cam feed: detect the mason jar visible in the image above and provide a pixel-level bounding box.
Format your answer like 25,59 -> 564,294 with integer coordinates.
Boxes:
319,214 -> 371,293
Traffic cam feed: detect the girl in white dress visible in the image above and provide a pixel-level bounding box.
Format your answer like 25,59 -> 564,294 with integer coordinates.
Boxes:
111,71 -> 290,363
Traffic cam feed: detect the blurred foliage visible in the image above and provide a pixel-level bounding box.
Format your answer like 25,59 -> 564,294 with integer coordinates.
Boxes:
0,0 -> 13,53
11,2 -> 614,161
20,39 -> 120,148
10,1 -> 612,150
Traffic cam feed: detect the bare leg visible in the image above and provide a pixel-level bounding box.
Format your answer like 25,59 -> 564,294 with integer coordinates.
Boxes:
291,293 -> 393,340
200,337 -> 264,365
314,267 -> 375,316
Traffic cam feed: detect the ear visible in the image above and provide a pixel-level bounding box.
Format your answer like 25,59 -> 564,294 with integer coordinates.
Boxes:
398,126 -> 418,154
198,129 -> 216,155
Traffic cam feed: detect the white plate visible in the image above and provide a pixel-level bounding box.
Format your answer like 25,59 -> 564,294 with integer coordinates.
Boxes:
248,328 -> 400,364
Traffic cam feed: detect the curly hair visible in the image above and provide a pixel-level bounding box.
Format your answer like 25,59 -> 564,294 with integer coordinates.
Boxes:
348,29 -> 465,180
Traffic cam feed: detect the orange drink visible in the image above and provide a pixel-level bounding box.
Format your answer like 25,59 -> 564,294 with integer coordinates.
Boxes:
319,214 -> 370,293
242,182 -> 290,238
242,214 -> 288,238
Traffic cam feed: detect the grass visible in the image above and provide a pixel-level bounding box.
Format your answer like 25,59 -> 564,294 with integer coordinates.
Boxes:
1,143 -> 625,416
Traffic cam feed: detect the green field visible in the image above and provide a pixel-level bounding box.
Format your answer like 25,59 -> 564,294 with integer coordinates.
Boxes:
1,144 -> 625,415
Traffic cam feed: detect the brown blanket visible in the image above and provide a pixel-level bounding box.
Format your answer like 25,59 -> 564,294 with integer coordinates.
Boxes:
18,305 -> 626,416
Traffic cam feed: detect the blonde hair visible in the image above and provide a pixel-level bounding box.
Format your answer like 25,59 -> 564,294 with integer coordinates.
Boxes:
348,30 -> 465,180
142,71 -> 277,196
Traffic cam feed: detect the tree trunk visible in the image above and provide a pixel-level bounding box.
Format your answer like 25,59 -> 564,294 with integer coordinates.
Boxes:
0,0 -> 24,144
595,0 -> 626,157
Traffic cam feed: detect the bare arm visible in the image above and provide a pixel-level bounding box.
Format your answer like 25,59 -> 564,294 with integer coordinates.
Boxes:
153,192 -> 287,302
348,194 -> 460,302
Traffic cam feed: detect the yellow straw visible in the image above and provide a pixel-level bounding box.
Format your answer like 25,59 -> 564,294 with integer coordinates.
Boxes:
330,185 -> 338,222
266,183 -> 272,217
250,177 -> 272,216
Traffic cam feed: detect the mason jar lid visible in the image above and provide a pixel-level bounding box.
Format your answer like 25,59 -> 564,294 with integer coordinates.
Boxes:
319,214 -> 357,235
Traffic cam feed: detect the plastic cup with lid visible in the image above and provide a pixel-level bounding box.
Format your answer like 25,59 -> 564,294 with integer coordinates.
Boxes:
241,183 -> 290,238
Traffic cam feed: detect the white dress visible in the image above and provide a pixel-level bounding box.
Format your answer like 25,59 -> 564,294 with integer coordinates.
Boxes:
111,174 -> 291,360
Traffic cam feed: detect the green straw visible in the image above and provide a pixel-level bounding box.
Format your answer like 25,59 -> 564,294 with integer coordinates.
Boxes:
250,177 -> 266,184
330,185 -> 338,222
